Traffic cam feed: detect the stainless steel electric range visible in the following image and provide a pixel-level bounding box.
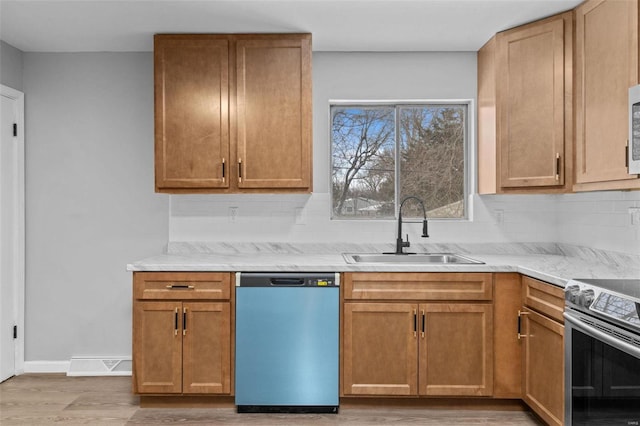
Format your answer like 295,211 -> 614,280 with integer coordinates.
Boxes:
564,278 -> 640,426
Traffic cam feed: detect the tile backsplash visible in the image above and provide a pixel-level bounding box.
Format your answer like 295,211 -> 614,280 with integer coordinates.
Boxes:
169,191 -> 640,256
555,191 -> 640,255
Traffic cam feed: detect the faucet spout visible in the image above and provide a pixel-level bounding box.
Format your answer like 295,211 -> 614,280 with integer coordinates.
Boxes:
393,196 -> 429,255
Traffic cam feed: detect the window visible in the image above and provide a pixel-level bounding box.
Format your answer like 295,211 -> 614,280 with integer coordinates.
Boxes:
331,103 -> 468,220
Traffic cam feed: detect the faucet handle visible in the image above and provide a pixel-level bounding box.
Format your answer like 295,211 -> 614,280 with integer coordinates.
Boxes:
403,234 -> 411,248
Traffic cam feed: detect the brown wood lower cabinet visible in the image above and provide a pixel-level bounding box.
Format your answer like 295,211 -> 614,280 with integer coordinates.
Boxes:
419,303 -> 493,396
133,301 -> 183,393
182,302 -> 231,394
521,308 -> 564,426
132,272 -> 232,396
343,302 -> 418,396
342,273 -> 494,397
520,276 -> 565,426
130,270 -> 565,417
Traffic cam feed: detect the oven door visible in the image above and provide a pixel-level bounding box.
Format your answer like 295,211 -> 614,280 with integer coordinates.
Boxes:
564,311 -> 640,426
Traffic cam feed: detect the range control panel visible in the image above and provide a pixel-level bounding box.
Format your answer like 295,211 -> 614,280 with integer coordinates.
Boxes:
565,279 -> 640,333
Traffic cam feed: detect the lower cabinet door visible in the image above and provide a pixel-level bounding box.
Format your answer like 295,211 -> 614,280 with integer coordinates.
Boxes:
522,308 -> 564,426
133,301 -> 183,394
182,302 -> 231,394
342,302 -> 418,396
418,303 -> 494,396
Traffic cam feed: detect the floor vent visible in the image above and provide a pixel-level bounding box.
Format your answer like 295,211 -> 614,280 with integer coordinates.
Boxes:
67,357 -> 132,376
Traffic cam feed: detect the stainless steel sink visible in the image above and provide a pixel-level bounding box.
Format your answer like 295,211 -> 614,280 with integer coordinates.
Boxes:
342,253 -> 484,264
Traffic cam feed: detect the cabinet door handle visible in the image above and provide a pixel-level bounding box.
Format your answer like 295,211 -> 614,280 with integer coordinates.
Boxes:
174,308 -> 179,336
626,142 -> 629,170
166,284 -> 195,289
413,309 -> 417,337
222,158 -> 226,182
517,309 -> 529,340
421,310 -> 425,338
555,153 -> 560,181
238,159 -> 242,182
182,308 -> 187,336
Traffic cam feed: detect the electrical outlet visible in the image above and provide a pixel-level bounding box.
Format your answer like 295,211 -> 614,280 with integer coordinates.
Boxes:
228,207 -> 238,223
494,209 -> 504,224
629,207 -> 640,226
295,207 -> 306,225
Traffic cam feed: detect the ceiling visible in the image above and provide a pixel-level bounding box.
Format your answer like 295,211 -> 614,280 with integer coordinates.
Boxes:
1,0 -> 583,53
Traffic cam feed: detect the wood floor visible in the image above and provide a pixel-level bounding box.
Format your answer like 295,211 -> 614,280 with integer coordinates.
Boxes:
0,374 -> 544,425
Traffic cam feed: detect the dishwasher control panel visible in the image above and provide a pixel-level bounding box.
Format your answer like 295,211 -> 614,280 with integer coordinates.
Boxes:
309,278 -> 336,287
237,272 -> 339,287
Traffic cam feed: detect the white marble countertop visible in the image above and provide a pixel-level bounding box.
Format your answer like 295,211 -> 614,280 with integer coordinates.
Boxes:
127,242 -> 640,288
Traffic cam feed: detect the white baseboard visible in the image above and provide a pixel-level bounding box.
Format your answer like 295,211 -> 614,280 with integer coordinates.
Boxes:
23,361 -> 70,374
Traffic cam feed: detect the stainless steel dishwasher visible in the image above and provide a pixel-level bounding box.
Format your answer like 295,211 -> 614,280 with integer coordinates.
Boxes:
235,272 -> 339,413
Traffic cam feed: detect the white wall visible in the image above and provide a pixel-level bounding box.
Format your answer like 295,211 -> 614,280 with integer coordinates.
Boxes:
23,52 -> 168,362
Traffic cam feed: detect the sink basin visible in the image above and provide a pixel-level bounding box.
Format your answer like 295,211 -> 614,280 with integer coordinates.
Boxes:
342,253 -> 484,265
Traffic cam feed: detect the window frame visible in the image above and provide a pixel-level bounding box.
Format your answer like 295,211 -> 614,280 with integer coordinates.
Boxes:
329,99 -> 473,221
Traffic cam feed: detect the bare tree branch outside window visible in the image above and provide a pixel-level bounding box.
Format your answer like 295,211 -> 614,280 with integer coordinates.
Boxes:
331,104 -> 467,219
331,107 -> 395,218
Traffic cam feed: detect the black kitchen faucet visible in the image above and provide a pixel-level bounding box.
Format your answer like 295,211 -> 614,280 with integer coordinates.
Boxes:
389,196 -> 429,255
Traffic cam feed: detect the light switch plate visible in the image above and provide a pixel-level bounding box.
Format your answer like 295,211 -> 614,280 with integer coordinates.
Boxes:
295,207 -> 306,225
629,207 -> 640,226
228,206 -> 238,222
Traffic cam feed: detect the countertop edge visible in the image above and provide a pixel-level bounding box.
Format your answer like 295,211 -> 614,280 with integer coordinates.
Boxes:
126,251 -> 640,288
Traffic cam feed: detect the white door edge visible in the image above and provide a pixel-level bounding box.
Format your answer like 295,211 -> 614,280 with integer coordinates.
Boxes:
1,84 -> 25,377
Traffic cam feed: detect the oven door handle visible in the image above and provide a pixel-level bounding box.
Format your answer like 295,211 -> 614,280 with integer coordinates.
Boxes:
564,311 -> 640,359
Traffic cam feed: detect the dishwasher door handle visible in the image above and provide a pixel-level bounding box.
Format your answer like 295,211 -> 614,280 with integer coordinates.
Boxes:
270,278 -> 305,286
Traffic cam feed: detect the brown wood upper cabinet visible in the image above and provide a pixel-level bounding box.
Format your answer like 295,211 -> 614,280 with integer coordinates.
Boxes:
574,0 -> 640,191
154,34 -> 312,193
478,12 -> 573,194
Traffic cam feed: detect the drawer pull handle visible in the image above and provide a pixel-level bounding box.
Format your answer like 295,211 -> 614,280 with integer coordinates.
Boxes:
421,310 -> 425,338
174,308 -> 179,336
166,284 -> 195,289
517,310 -> 530,340
413,309 -> 417,337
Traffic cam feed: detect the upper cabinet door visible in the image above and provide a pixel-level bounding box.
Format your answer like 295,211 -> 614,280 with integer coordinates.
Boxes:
155,36 -> 230,190
496,14 -> 570,188
575,0 -> 640,189
235,36 -> 312,190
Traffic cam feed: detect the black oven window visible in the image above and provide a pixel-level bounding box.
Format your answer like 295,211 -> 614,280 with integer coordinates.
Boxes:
571,329 -> 640,425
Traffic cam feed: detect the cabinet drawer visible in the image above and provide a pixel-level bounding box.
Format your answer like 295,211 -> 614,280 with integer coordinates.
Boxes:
343,273 -> 493,301
522,276 -> 564,323
134,272 -> 231,300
